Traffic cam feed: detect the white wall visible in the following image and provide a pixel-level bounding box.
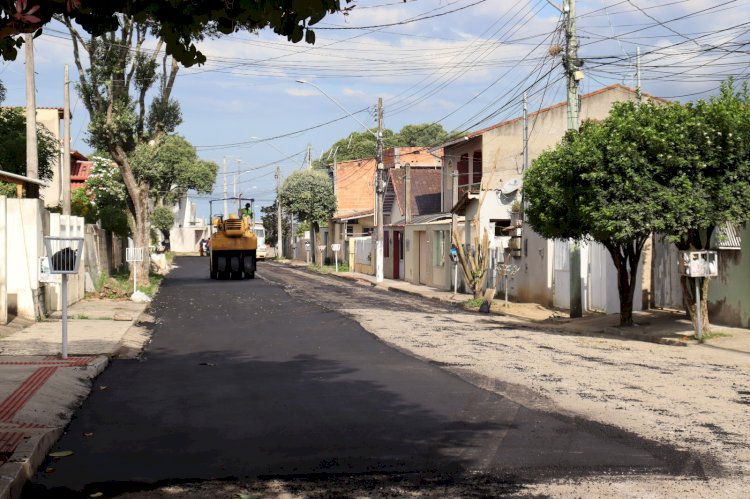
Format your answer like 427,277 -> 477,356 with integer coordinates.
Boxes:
6,199 -> 44,320
0,196 -> 6,324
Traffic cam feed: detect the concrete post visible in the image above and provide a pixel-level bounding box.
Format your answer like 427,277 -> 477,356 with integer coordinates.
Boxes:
0,196 -> 6,324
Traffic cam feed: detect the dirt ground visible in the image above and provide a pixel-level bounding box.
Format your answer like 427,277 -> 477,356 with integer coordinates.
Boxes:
120,266 -> 750,498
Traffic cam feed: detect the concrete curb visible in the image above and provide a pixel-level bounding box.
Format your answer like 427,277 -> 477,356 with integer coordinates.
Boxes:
0,356 -> 108,499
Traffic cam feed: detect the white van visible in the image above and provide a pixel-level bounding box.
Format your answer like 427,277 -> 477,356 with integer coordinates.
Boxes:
254,223 -> 267,259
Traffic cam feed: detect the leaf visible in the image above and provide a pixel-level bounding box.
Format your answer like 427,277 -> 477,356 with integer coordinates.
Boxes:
99,385 -> 108,390
49,450 -> 74,458
89,493 -> 103,498
83,432 -> 94,437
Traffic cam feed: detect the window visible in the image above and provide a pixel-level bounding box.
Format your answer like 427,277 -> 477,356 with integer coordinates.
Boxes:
433,230 -> 446,267
384,231 -> 390,258
346,224 -> 355,236
458,153 -> 470,186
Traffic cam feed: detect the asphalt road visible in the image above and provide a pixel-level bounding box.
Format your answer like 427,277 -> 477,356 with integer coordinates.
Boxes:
24,257 -> 701,497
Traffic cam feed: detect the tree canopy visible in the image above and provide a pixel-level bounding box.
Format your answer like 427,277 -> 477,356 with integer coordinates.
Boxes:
128,134 -> 218,207
0,106 -> 58,184
279,169 -> 336,226
1,0 -> 350,65
314,123 -> 456,168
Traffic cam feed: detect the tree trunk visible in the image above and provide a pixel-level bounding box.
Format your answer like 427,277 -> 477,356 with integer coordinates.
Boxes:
680,276 -> 711,336
605,239 -> 645,327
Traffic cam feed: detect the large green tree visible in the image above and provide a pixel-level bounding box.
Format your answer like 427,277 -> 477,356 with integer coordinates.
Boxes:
524,82 -> 750,331
128,134 -> 217,207
1,0 -> 349,65
279,169 -> 335,262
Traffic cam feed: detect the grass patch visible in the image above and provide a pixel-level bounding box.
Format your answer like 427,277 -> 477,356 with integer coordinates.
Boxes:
697,330 -> 732,343
74,313 -> 90,320
89,270 -> 164,300
307,262 -> 349,274
465,298 -> 483,309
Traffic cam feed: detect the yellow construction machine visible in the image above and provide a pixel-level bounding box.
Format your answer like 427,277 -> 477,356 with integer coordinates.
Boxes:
208,197 -> 257,279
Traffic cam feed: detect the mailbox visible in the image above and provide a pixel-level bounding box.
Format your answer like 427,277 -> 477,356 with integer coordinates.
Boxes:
678,251 -> 718,277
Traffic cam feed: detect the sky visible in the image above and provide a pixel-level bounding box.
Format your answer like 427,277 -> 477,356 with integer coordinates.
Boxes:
1,0 -> 749,219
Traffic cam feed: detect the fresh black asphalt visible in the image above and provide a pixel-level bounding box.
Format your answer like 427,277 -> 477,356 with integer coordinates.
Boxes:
24,256 -> 703,496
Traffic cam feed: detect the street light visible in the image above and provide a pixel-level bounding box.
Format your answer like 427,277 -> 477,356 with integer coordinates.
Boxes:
295,79 -> 385,283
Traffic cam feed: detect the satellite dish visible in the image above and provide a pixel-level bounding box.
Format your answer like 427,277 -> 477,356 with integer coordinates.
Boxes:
501,178 -> 521,195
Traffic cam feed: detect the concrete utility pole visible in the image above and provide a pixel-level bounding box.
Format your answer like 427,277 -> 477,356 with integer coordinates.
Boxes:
548,0 -> 583,317
223,156 -> 228,218
636,46 -> 642,102
275,165 -> 283,258
523,92 -> 529,172
62,65 -> 71,215
24,34 -> 38,197
375,97 -> 385,283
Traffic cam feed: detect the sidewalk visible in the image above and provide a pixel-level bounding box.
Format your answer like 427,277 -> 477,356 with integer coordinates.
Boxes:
0,298 -> 151,499
286,260 -> 750,354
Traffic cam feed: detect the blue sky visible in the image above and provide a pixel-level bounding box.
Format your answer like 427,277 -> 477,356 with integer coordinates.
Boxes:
1,0 -> 749,219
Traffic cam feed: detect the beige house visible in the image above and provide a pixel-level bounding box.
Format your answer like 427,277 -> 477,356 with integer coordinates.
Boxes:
443,84 -> 662,311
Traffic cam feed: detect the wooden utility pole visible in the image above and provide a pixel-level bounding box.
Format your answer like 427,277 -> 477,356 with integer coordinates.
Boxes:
375,97 -> 384,283
24,34 -> 38,198
62,65 -> 71,215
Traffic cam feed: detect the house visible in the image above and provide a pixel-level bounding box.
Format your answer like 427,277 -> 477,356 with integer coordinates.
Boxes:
328,156 -> 376,272
168,193 -> 210,253
70,153 -> 93,191
381,147 -> 446,285
442,84 -> 663,312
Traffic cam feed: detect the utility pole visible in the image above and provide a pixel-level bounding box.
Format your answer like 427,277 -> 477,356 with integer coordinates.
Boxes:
523,92 -> 529,172
306,144 -> 313,169
62,65 -> 71,215
275,165 -> 283,259
24,34 -> 38,197
563,0 -> 583,318
223,156 -> 228,218
636,46 -> 642,102
375,97 -> 385,283
549,0 -> 583,317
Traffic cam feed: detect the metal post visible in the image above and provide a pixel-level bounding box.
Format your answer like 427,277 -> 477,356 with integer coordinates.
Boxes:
453,261 -> 458,295
61,274 -> 68,359
223,157 -> 228,218
334,250 -> 338,272
505,274 -> 509,307
695,278 -> 703,341
523,92 -> 529,172
133,259 -> 138,295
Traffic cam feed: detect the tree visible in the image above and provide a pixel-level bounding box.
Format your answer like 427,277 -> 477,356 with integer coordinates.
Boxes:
1,1 -> 350,66
524,105 -> 677,326
279,170 -> 335,262
150,205 -> 174,241
0,102 -> 58,196
394,123 -> 454,147
128,134 -> 217,207
85,156 -> 130,236
314,123 -> 455,169
261,201 -> 290,248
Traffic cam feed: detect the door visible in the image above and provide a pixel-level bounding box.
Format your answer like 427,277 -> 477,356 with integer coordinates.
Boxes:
589,242 -> 609,312
419,231 -> 429,285
393,231 -> 401,279
553,239 -> 570,309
